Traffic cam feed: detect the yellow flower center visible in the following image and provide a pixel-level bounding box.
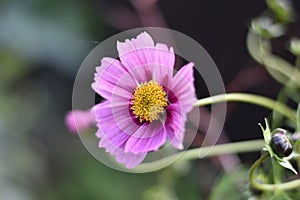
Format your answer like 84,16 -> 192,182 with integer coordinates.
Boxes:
131,80 -> 168,122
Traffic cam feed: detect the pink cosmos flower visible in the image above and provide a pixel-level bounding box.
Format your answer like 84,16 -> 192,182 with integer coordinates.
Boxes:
91,32 -> 196,168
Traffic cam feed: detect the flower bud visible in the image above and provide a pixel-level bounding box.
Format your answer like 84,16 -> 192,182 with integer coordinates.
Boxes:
270,129 -> 293,158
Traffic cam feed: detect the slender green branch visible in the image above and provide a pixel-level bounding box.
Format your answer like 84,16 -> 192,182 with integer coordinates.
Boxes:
129,139 -> 265,173
249,153 -> 300,191
193,93 -> 296,122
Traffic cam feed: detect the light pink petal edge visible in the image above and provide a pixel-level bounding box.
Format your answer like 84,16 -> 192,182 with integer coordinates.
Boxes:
171,62 -> 197,111
117,32 -> 175,85
99,136 -> 147,168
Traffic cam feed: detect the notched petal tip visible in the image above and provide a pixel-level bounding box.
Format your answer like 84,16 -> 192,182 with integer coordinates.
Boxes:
136,31 -> 154,44
117,31 -> 155,55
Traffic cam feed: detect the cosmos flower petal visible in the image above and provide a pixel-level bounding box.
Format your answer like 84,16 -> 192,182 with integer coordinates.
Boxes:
117,32 -> 155,53
95,115 -> 140,149
125,123 -> 167,153
93,101 -> 115,119
92,57 -> 136,99
117,32 -> 176,86
95,103 -> 147,168
96,125 -> 130,149
64,109 -> 96,134
116,151 -> 147,169
93,102 -> 139,148
171,62 -> 197,110
99,136 -> 147,168
93,100 -> 129,119
93,101 -> 132,135
153,43 -> 175,86
117,32 -> 155,82
165,104 -> 186,149
117,33 -> 175,87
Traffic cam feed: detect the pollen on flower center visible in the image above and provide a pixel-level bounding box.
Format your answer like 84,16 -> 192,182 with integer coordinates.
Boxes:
130,80 -> 168,122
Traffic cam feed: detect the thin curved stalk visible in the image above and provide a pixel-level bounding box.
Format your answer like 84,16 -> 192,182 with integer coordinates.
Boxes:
249,153 -> 300,191
193,93 -> 296,122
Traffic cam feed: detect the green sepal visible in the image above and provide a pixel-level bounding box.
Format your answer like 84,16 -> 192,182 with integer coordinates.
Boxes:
259,118 -> 297,174
259,118 -> 274,157
276,157 -> 297,174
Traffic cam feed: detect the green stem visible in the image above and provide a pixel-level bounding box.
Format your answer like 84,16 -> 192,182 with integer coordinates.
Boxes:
249,153 -> 300,191
271,158 -> 282,195
130,139 -> 264,173
193,93 -> 296,122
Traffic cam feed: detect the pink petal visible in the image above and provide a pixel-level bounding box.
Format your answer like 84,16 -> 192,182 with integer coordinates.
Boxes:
94,101 -> 168,155
165,104 -> 186,149
115,150 -> 147,169
166,63 -> 196,148
99,136 -> 147,168
117,32 -> 175,85
93,100 -> 154,167
64,109 -> 96,134
171,63 -> 197,111
93,101 -> 129,120
91,57 -> 136,99
96,124 -> 130,149
93,100 -> 141,131
93,101 -> 140,148
117,32 -> 154,83
153,43 -> 175,86
125,122 -> 167,153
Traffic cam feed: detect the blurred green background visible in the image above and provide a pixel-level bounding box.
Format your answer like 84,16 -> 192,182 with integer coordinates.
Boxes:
1,0 -> 299,199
